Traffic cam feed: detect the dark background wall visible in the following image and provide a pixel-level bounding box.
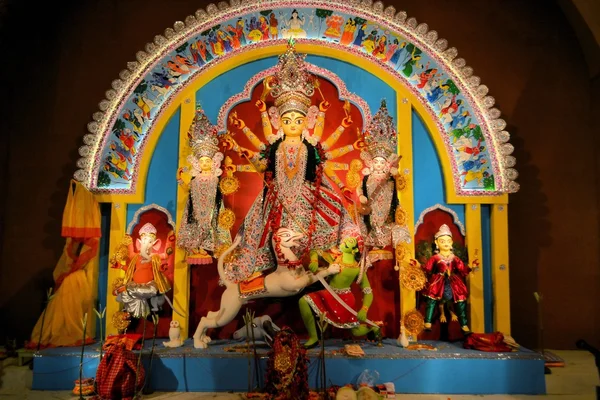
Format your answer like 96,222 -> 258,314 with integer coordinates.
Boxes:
0,0 -> 598,350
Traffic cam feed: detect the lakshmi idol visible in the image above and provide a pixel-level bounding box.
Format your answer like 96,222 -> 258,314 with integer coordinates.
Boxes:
222,40 -> 362,283
177,106 -> 232,264
357,100 -> 410,263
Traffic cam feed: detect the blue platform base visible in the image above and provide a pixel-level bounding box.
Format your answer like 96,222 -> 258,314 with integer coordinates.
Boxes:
32,339 -> 545,395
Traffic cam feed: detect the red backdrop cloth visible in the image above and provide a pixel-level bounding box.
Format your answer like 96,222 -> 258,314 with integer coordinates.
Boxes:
464,332 -> 511,352
189,76 -> 402,339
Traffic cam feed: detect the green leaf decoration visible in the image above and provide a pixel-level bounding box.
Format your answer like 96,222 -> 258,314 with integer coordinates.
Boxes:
175,42 -> 189,53
97,171 -> 112,187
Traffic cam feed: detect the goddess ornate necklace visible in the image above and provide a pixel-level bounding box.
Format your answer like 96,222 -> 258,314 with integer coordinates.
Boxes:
275,141 -> 307,207
283,142 -> 301,179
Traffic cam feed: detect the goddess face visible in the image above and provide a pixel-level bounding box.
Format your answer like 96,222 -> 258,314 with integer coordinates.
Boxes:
435,235 -> 453,253
280,111 -> 307,137
199,156 -> 213,172
372,156 -> 389,174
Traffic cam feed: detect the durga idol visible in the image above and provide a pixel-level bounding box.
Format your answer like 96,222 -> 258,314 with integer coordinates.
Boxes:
222,40 -> 362,283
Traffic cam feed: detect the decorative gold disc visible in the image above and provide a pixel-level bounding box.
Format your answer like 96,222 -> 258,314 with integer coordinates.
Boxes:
218,208 -> 236,230
349,159 -> 363,171
346,171 -> 361,189
396,173 -> 407,192
219,175 -> 240,195
400,263 -> 427,291
395,244 -> 407,261
403,309 -> 425,337
395,206 -> 408,225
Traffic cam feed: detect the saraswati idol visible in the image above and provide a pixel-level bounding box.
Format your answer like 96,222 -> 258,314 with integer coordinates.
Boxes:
222,40 -> 363,282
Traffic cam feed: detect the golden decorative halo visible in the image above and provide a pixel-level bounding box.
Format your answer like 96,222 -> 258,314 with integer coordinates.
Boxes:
219,175 -> 240,195
400,263 -> 427,291
396,174 -> 407,192
403,309 -> 425,337
395,206 -> 408,225
112,311 -> 131,332
218,208 -> 236,230
349,159 -> 363,171
346,171 -> 360,189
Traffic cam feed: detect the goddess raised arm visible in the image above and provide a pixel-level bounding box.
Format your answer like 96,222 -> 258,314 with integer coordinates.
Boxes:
219,40 -> 359,283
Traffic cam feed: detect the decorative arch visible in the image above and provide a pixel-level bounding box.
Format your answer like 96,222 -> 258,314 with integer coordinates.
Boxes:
74,0 -> 519,198
215,63 -> 372,131
415,204 -> 466,236
126,204 -> 175,234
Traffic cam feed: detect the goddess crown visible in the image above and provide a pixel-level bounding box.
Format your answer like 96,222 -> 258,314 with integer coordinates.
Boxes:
363,99 -> 398,159
434,224 -> 453,239
139,222 -> 157,239
268,40 -> 315,116
188,105 -> 220,159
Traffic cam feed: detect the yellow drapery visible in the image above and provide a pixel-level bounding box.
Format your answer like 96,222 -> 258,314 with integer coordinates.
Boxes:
28,180 -> 101,348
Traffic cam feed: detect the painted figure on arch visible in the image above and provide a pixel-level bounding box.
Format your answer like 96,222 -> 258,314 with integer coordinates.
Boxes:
177,105 -> 232,264
281,9 -> 307,39
420,224 -> 471,334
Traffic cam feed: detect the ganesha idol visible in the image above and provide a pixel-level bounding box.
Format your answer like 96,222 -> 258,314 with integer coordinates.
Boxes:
111,222 -> 172,319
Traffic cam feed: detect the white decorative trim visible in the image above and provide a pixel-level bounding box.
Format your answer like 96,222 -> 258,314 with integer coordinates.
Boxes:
414,204 -> 466,236
126,203 -> 176,234
215,63 -> 372,133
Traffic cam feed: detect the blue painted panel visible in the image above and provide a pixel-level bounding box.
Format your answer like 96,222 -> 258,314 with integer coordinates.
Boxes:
197,58 -> 275,122
306,55 -> 397,119
412,111 -> 464,224
196,55 -> 396,124
96,203 -> 111,338
33,340 -> 545,394
127,108 -> 181,225
481,204 -> 493,332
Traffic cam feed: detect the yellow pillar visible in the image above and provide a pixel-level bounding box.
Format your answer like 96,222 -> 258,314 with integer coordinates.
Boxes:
491,203 -> 511,334
465,204 -> 485,333
396,96 -> 416,316
172,97 -> 196,339
105,202 -> 127,336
